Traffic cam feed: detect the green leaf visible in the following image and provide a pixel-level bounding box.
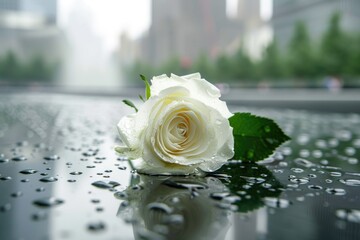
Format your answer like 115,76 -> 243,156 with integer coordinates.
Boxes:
229,112 -> 290,161
139,94 -> 145,102
140,74 -> 151,99
210,162 -> 283,213
122,99 -> 138,112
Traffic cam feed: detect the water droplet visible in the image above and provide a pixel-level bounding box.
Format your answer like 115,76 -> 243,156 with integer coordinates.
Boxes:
118,166 -> 127,170
0,157 -> 9,163
40,173 -> 48,176
348,158 -> 358,165
339,179 -> 360,187
336,209 -> 360,223
294,158 -> 315,168
247,150 -> 254,159
87,166 -> 96,168
330,172 -> 342,177
264,125 -> 271,133
87,221 -> 106,231
0,203 -> 11,212
0,176 -> 12,181
33,197 -> 64,207
36,187 -> 45,192
209,192 -> 230,200
70,171 -> 82,175
43,155 -> 60,161
19,169 -> 38,174
67,179 -> 76,183
91,180 -> 120,189
345,147 -> 356,156
12,156 -> 27,162
264,197 -> 291,208
32,212 -> 47,221
39,177 -> 58,182
21,179 -> 30,183
114,191 -> 128,200
91,199 -> 100,204
326,188 -> 346,195
308,185 -> 323,190
147,202 -> 173,214
289,177 -> 309,184
291,168 -> 304,173
11,191 -> 23,198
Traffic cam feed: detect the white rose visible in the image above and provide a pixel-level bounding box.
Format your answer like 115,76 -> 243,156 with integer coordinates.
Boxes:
117,73 -> 234,175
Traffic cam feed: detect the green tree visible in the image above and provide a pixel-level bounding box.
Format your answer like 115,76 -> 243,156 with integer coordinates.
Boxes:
191,53 -> 214,80
231,48 -> 257,81
215,54 -> 233,81
287,21 -> 317,79
260,40 -> 284,79
320,12 -> 351,76
0,51 -> 22,80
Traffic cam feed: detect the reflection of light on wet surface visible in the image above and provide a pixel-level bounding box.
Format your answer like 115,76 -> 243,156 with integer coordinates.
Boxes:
0,93 -> 359,240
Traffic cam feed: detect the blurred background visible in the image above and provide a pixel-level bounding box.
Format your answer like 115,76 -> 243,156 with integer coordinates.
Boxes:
0,0 -> 359,91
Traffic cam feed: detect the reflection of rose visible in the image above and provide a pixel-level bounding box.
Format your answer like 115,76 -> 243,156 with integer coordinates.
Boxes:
117,176 -> 231,240
117,73 -> 234,175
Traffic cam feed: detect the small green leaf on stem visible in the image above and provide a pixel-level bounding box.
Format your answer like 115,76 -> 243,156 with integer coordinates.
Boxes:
229,112 -> 290,161
139,94 -> 145,102
122,99 -> 138,112
140,74 -> 151,99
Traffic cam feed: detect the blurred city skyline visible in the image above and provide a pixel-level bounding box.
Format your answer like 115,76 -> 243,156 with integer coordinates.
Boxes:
0,0 -> 359,88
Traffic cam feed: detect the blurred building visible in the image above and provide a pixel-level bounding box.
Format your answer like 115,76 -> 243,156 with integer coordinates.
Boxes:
235,0 -> 273,60
139,0 -> 243,66
0,0 -> 62,62
272,0 -> 360,49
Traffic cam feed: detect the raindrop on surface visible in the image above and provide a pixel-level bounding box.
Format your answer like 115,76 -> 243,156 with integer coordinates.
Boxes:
96,207 -> 104,212
21,179 -> 30,183
87,222 -> 106,231
264,125 -> 271,133
114,191 -> 128,200
0,157 -> 9,163
87,166 -> 96,168
209,192 -> 230,200
330,172 -> 342,177
40,173 -> 48,176
11,191 -> 23,198
289,177 -> 309,185
118,166 -> 127,170
67,179 -> 76,183
12,156 -> 27,162
291,168 -> 304,173
0,203 -> 11,212
326,188 -> 346,196
91,180 -> 120,189
70,171 -> 83,175
308,185 -> 323,190
32,212 -> 47,221
147,202 -> 173,214
19,169 -> 38,174
335,209 -> 360,223
33,197 -> 64,207
294,158 -> 315,168
308,174 -> 317,178
345,147 -> 356,156
91,199 -> 100,204
36,187 -> 45,192
0,176 -> 12,181
39,177 -> 58,182
264,197 -> 291,208
43,155 -> 60,161
339,179 -> 360,187
348,158 -> 358,165
325,179 -> 333,183
299,149 -> 310,158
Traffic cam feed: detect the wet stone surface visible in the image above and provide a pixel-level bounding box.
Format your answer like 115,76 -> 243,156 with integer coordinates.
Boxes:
0,93 -> 360,240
